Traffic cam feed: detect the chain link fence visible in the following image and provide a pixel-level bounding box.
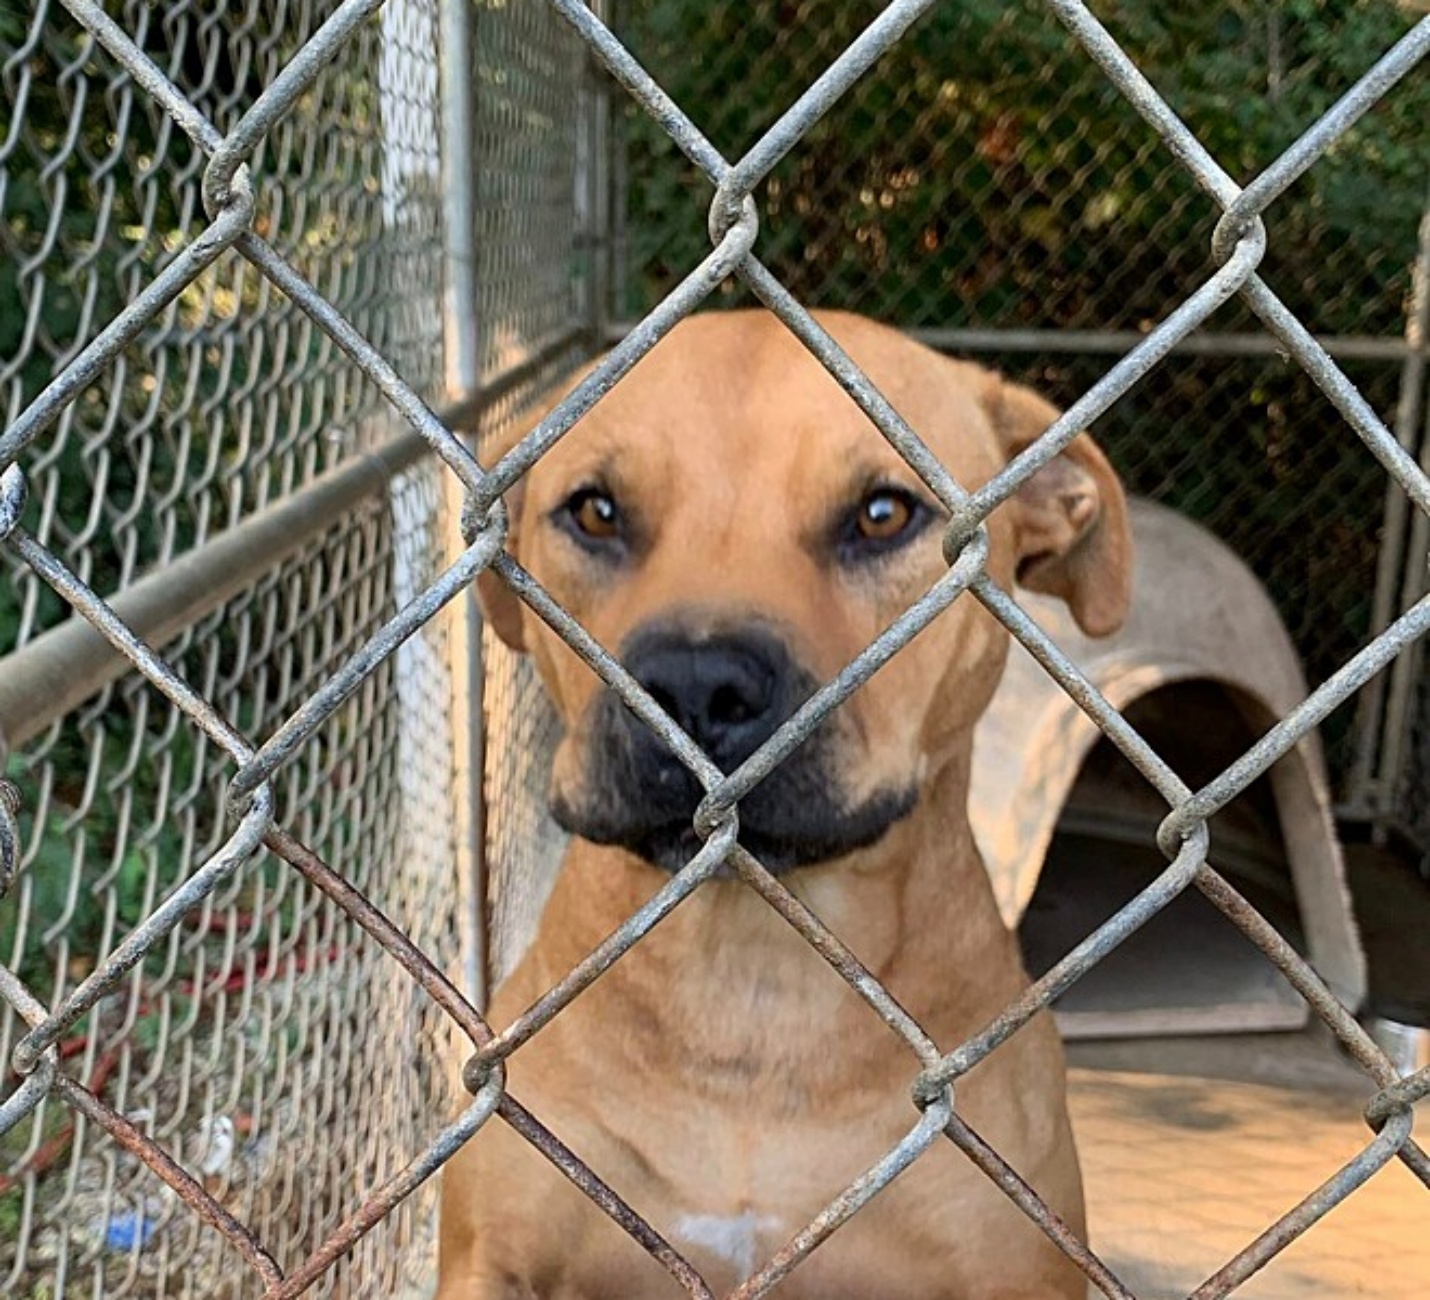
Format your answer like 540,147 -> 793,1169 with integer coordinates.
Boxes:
0,0 -> 592,1292
0,0 -> 1427,1298
610,0 -> 1430,849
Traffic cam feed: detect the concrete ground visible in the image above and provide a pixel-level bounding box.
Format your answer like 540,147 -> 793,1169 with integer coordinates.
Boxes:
1067,1028 -> 1429,1298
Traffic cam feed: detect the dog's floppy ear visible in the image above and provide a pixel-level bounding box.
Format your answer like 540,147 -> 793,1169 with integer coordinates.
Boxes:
474,417 -> 535,653
985,377 -> 1132,637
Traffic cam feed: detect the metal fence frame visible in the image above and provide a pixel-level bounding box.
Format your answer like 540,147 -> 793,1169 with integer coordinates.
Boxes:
1,1 -> 1428,1296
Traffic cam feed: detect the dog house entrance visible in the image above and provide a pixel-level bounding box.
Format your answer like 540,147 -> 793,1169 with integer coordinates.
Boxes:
1018,682 -> 1312,1039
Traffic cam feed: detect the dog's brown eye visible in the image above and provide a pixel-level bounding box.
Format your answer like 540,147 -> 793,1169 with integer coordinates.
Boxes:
857,490 -> 914,541
568,488 -> 620,539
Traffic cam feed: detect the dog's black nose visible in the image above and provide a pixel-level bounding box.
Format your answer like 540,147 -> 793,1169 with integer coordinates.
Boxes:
564,626 -> 905,872
624,631 -> 787,768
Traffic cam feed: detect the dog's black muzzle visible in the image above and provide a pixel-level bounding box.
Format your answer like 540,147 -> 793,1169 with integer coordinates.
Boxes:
552,625 -> 915,873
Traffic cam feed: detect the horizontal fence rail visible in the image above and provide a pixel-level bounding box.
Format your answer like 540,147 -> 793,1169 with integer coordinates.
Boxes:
2,1 -> 1428,1298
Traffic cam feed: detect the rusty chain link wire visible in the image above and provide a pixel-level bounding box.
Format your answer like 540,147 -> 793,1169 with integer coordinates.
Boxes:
2,0 -> 1428,1296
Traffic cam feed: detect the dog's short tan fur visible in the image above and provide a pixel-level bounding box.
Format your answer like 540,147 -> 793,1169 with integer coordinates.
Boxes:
438,310 -> 1131,1298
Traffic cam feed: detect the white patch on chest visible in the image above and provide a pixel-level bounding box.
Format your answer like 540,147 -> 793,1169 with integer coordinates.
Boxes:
674,1211 -> 783,1280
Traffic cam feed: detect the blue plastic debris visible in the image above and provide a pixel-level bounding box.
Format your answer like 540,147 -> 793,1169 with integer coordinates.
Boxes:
104,1210 -> 156,1251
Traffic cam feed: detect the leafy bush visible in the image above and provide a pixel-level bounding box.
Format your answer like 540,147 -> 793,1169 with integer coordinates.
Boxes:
617,0 -> 1427,337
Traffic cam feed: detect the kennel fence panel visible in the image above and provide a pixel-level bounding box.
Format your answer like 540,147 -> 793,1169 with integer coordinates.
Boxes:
0,1 -> 1426,1298
0,0 -> 591,1294
609,0 -> 1430,848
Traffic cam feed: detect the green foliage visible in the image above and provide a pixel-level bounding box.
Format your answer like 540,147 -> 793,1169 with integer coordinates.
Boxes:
0,9 -> 200,658
0,4 -> 378,656
0,726 -> 198,992
618,0 -> 1427,335
0,1185 -> 22,1240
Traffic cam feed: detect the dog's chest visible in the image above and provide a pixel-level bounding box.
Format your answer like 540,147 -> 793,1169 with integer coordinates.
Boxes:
670,1209 -> 785,1283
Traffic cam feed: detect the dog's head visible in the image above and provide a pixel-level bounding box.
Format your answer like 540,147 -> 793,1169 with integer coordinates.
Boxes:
479,311 -> 1130,874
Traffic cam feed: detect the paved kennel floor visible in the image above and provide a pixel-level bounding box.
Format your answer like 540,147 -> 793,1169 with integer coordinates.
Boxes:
1067,1039 -> 1429,1297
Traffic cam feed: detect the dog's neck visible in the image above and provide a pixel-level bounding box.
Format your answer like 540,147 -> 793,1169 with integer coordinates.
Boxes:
525,742 -> 1031,1099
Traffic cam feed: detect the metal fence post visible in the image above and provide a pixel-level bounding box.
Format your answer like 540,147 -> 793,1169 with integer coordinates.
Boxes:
1349,186 -> 1430,825
440,0 -> 490,1009
583,14 -> 614,351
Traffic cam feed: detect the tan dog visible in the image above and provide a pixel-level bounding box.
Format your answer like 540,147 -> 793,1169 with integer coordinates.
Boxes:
438,310 -> 1131,1298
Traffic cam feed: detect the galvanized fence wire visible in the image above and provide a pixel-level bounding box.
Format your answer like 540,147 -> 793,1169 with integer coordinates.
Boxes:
607,0 -> 1430,843
0,2 -> 480,1293
0,2 -> 1427,1299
